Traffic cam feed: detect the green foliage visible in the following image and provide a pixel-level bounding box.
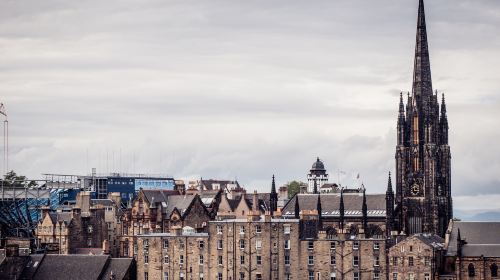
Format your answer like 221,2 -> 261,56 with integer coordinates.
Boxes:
1,170 -> 37,188
287,180 -> 305,199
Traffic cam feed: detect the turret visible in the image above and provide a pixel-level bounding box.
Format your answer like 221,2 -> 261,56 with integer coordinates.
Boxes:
294,195 -> 300,219
339,189 -> 345,230
317,194 -> 322,229
362,189 -> 368,232
397,92 -> 406,145
440,93 -> 449,144
385,172 -> 395,235
270,175 -> 278,216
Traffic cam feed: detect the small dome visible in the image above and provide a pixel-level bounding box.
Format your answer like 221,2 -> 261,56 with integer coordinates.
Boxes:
311,157 -> 326,171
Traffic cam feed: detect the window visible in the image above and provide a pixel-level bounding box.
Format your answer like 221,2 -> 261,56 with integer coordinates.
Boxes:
393,257 -> 398,266
284,240 -> 290,250
255,225 -> 261,233
353,256 -> 359,266
409,245 -> 413,252
163,272 -> 168,280
144,272 -> 148,280
179,240 -> 184,249
400,246 -> 404,253
217,273 -> 223,280
217,225 -> 223,234
308,271 -> 314,280
374,242 -> 380,250
143,239 -> 149,248
392,273 -> 398,280
353,272 -> 359,280
163,240 -> 169,249
217,240 -> 223,250
239,272 -> 245,280
256,255 -> 262,265
240,226 -> 245,234
492,263 -> 499,277
239,239 -> 245,250
353,241 -> 359,250
179,255 -> 184,265
199,273 -> 204,280
374,271 -> 380,279
218,255 -> 223,266
144,254 -> 149,264
163,255 -> 169,264
330,255 -> 336,265
330,242 -> 336,250
374,256 -> 380,267
256,240 -> 262,250
179,272 -> 185,280
409,256 -> 414,266
409,273 -> 414,280
284,225 -> 291,234
468,263 -> 475,277
330,272 -> 336,280
198,241 -> 205,249
424,273 -> 430,280
425,256 -> 430,266
199,255 -> 204,265
308,256 -> 314,265
284,255 -> 290,266
285,274 -> 291,280
256,274 -> 262,280
240,255 -> 245,265
308,240 -> 314,250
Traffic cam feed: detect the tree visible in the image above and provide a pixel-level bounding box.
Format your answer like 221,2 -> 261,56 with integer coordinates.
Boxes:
287,181 -> 306,199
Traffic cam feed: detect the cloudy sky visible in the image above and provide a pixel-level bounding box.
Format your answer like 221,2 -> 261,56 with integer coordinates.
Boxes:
1,0 -> 500,218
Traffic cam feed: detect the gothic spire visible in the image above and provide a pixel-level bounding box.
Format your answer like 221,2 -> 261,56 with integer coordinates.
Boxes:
441,93 -> 447,119
270,175 -> 278,215
399,92 -> 405,118
412,0 -> 433,98
339,189 -> 345,230
294,195 -> 300,219
362,189 -> 368,231
386,172 -> 394,194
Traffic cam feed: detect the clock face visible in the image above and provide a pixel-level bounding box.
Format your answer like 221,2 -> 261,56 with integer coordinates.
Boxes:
411,184 -> 420,196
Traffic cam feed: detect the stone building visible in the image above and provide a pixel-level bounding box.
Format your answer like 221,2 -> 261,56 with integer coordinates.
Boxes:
35,191 -> 115,254
137,227 -> 209,280
392,0 -> 452,237
119,189 -> 211,258
441,221 -> 500,280
388,233 -> 445,280
307,158 -> 329,194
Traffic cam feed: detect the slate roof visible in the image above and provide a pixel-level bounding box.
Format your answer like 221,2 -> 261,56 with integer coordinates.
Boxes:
447,221 -> 500,257
164,195 -> 197,217
282,193 -> 386,217
413,233 -> 445,249
201,179 -> 241,191
102,258 -> 134,280
47,212 -> 73,225
142,189 -> 180,204
33,254 -> 109,280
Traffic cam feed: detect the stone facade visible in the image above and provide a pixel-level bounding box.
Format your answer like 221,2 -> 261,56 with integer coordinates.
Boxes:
388,234 -> 444,280
137,228 -> 209,280
119,189 -> 211,258
35,191 -> 114,255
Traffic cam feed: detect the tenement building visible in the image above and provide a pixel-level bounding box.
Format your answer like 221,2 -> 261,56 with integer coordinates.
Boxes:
124,1 -> 500,280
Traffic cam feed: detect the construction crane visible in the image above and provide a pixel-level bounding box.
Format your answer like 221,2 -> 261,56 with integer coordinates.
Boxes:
0,102 -> 7,175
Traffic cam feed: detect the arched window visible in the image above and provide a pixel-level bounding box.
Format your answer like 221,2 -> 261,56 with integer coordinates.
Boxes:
492,263 -> 498,277
468,263 -> 475,277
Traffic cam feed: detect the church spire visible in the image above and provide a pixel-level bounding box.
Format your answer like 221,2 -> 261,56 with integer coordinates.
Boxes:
412,0 -> 433,98
339,189 -> 345,230
270,175 -> 278,216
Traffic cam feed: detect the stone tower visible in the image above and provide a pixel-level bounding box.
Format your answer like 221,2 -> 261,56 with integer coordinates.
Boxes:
394,0 -> 452,237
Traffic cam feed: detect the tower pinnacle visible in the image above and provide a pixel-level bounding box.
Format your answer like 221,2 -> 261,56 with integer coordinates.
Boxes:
412,0 -> 433,98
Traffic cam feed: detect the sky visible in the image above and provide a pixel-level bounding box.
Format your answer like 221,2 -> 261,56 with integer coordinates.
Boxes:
1,0 -> 500,218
